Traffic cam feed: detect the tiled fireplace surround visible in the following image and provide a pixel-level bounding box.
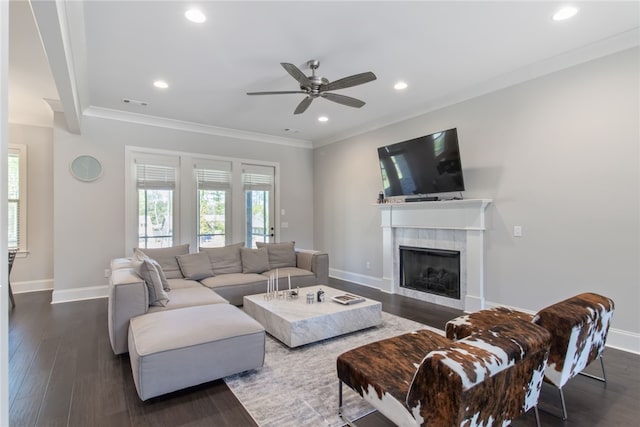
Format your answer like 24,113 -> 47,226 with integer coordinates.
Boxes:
379,199 -> 492,312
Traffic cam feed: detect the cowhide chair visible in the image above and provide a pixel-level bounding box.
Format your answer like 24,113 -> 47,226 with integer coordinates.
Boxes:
337,319 -> 551,427
445,292 -> 615,420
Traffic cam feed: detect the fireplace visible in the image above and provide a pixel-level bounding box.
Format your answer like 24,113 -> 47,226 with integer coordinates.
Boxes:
379,199 -> 491,311
399,246 -> 460,299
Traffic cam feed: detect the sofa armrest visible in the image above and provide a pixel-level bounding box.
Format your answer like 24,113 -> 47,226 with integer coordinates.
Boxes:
295,249 -> 329,283
108,267 -> 149,355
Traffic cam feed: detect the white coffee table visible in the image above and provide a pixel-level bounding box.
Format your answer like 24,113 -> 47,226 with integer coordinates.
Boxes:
243,285 -> 382,348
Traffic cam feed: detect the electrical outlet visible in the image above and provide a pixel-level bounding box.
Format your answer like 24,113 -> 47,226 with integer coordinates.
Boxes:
513,226 -> 523,237
104,269 -> 111,278
366,261 -> 371,270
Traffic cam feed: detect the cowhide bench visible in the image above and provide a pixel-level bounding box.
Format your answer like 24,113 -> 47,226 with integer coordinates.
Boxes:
128,303 -> 265,400
445,292 -> 615,420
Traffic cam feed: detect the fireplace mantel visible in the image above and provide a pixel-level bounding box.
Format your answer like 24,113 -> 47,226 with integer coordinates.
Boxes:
378,199 -> 492,230
378,199 -> 492,312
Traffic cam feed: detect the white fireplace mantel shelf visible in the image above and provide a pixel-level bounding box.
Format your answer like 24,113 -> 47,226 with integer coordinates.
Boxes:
378,199 -> 492,231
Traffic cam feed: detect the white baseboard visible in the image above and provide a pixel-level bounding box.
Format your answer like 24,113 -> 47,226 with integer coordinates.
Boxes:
11,279 -> 54,293
329,268 -> 392,292
329,270 -> 640,355
484,300 -> 640,355
51,285 -> 109,304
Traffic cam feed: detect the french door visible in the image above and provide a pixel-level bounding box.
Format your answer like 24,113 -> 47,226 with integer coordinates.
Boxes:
242,165 -> 275,248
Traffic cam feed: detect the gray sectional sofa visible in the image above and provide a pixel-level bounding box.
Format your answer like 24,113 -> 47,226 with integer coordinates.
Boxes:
109,241 -> 328,400
108,241 -> 329,355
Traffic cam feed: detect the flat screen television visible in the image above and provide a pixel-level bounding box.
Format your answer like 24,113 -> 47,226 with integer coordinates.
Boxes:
377,128 -> 465,198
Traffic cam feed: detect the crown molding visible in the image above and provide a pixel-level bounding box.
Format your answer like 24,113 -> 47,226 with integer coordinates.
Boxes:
315,28 -> 640,148
83,106 -> 313,149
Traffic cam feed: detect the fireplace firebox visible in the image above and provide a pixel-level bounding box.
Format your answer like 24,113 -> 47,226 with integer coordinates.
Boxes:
399,246 -> 460,299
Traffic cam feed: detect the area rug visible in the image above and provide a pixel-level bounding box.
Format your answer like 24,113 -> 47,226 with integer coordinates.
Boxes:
224,312 -> 443,427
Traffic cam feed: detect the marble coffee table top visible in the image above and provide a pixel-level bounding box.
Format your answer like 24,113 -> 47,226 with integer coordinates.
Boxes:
243,285 -> 382,347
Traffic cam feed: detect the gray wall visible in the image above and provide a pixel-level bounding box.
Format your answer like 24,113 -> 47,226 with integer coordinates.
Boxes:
314,48 -> 639,343
8,123 -> 53,289
52,115 -> 314,295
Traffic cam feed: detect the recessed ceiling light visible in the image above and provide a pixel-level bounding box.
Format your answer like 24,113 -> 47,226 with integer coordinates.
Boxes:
394,81 -> 408,90
553,6 -> 578,21
318,116 -> 329,123
153,80 -> 169,89
185,8 -> 206,23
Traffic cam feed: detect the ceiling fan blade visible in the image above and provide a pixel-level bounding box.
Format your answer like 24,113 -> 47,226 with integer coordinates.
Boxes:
281,63 -> 312,88
321,72 -> 377,92
294,97 -> 313,115
247,91 -> 307,95
322,93 -> 365,108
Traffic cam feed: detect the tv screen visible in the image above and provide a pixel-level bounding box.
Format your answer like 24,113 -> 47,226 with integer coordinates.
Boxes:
377,128 -> 465,198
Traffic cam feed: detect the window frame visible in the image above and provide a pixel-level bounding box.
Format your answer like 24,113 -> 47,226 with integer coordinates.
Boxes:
8,144 -> 27,252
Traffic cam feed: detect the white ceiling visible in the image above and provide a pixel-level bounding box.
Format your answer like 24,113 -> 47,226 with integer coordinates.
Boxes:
9,1 -> 640,147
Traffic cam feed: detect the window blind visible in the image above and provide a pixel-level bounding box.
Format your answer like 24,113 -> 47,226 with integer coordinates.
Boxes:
195,160 -> 231,191
242,165 -> 274,191
8,151 -> 20,248
135,163 -> 176,190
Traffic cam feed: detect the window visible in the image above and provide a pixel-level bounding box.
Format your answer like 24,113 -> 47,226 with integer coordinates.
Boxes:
135,159 -> 177,248
126,147 -> 278,251
8,145 -> 27,251
243,165 -> 274,248
196,161 -> 231,249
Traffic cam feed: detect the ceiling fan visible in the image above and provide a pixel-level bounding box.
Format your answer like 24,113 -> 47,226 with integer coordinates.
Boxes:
247,59 -> 377,115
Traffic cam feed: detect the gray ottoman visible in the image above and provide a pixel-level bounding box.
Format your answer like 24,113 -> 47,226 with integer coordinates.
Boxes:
128,304 -> 265,400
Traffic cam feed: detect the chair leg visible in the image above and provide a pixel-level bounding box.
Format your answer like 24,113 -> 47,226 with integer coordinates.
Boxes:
558,387 -> 568,421
8,280 -> 15,308
534,405 -> 541,427
579,355 -> 607,383
338,380 -> 358,427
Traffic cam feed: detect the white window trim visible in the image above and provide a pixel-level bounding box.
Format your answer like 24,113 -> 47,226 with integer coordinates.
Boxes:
8,144 -> 27,253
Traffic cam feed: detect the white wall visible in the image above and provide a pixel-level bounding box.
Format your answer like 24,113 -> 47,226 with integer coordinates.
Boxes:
8,123 -> 54,291
314,48 -> 639,351
52,115 -> 314,300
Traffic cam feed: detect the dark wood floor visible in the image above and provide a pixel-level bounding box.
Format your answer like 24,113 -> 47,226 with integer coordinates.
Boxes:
8,279 -> 639,426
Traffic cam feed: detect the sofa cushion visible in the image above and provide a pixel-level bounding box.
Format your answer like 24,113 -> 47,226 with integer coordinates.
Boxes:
166,278 -> 204,290
200,242 -> 244,275
176,252 -> 214,280
139,260 -> 170,307
200,273 -> 267,289
147,286 -> 228,312
256,241 -> 296,269
241,247 -> 270,274
136,244 -> 190,279
262,266 -> 314,279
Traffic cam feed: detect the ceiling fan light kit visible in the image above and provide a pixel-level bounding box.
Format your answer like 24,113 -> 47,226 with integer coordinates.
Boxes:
247,59 -> 376,115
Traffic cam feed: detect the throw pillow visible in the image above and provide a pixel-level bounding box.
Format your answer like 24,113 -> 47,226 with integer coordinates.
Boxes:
176,252 -> 214,281
133,249 -> 170,291
240,247 -> 270,274
135,244 -> 190,279
200,242 -> 244,275
256,241 -> 296,269
139,259 -> 170,307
